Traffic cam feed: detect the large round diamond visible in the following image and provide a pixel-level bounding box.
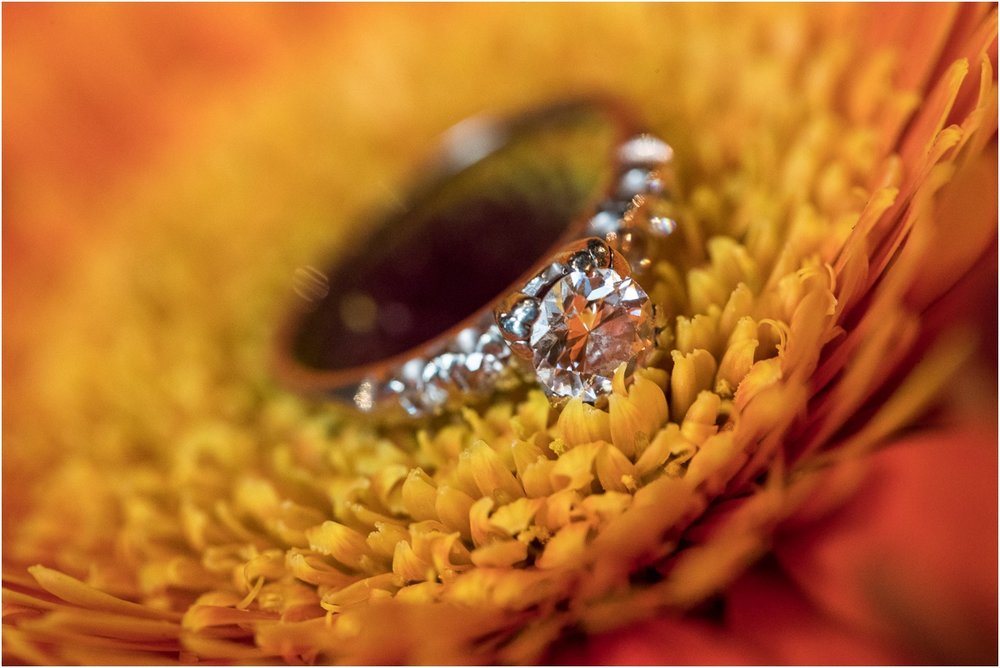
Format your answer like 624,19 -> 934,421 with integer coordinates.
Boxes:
530,268 -> 654,401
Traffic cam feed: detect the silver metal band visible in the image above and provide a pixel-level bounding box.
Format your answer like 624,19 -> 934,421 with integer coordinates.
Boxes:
273,98 -> 675,420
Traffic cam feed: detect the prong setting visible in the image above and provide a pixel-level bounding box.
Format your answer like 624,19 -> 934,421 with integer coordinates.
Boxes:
586,238 -> 611,268
568,251 -> 594,272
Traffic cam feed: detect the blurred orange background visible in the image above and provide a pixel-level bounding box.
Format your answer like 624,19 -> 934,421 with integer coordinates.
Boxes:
5,4 -> 341,307
6,3 -> 321,531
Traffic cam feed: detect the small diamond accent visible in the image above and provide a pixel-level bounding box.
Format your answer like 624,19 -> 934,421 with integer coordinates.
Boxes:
618,134 -> 674,167
649,216 -> 677,236
499,298 -> 539,339
619,168 -> 662,198
586,204 -> 629,238
529,267 -> 654,402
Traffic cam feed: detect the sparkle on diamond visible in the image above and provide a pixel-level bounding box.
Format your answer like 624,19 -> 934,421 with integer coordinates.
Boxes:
530,268 -> 654,401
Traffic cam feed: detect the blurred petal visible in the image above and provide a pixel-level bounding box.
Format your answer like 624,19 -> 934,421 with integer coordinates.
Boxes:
551,615 -> 770,666
776,427 -> 999,664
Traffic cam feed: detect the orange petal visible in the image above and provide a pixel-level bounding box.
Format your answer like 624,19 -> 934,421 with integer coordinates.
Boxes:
775,426 -> 998,664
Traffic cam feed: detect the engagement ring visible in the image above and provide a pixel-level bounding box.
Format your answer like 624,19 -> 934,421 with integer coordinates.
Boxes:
274,98 -> 677,419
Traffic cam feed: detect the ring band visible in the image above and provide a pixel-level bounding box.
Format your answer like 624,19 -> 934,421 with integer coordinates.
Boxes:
273,98 -> 676,419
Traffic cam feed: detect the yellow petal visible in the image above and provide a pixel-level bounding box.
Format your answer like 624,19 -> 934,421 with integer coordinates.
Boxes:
684,432 -> 741,494
635,423 -> 697,478
305,521 -> 372,567
426,530 -> 471,576
470,540 -> 529,568
401,468 -> 439,522
595,443 -> 637,494
718,283 -> 755,338
609,366 -> 668,458
555,398 -> 612,446
687,267 -> 730,315
370,464 -> 411,516
320,574 -> 397,613
511,439 -> 548,479
468,496 -> 497,548
536,523 -> 591,570
513,390 -> 551,436
670,348 -> 718,422
366,522 -> 409,561
466,440 -> 524,502
520,458 -> 557,498
537,489 -> 584,532
28,566 -> 179,621
391,541 -> 434,585
733,357 -> 784,411
549,441 -> 602,492
434,485 -> 475,540
716,338 -> 758,396
489,497 -> 545,537
674,311 -> 721,355
578,491 -> 633,525
680,391 -> 721,445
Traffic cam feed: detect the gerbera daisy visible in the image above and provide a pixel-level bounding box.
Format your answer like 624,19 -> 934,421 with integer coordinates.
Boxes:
3,4 -> 996,664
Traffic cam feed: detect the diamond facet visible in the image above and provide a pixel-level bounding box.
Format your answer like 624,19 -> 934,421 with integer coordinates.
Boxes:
529,268 -> 654,402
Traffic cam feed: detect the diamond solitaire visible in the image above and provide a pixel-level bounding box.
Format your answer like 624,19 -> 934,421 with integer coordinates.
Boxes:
495,238 -> 656,402
532,267 -> 653,401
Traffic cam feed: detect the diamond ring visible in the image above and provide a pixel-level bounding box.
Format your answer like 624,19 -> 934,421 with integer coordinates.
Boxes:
274,98 -> 677,419
493,236 -> 656,405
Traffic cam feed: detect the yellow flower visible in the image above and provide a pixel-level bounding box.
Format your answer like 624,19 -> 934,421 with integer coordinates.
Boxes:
3,3 -> 996,664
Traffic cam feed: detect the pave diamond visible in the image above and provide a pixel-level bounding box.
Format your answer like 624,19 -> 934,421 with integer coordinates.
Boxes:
529,267 -> 654,401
